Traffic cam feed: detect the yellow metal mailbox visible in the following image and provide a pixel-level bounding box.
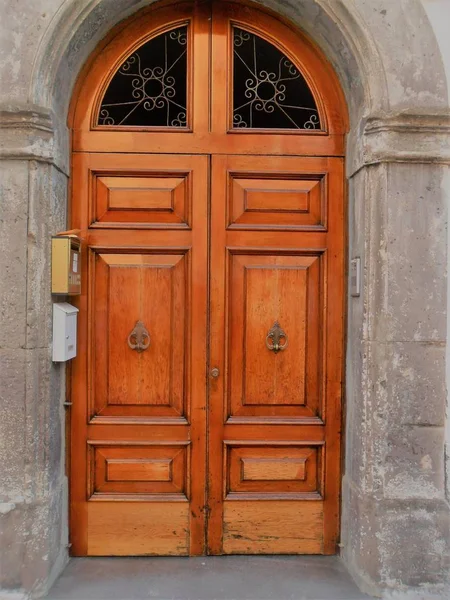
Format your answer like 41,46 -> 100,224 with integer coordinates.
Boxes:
51,234 -> 81,295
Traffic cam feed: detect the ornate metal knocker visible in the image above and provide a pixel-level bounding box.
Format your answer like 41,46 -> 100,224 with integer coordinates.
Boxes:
265,321 -> 288,354
127,320 -> 150,353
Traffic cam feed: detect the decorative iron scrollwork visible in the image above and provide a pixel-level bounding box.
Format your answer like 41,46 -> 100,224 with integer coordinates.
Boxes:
265,321 -> 288,354
233,26 -> 320,130
127,320 -> 150,353
98,25 -> 188,127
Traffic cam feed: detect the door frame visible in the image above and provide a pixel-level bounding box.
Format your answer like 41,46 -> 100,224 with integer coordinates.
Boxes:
67,0 -> 348,556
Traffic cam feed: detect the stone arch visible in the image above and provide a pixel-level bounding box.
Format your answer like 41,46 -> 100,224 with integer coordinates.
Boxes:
30,0 -> 383,124
30,1 -> 448,127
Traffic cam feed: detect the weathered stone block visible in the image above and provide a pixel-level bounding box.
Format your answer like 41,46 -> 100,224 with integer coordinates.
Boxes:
23,348 -> 64,501
25,162 -> 52,350
21,485 -> 68,595
0,106 -> 54,165
0,4 -> 60,105
341,483 -> 450,595
347,168 -> 368,338
345,338 -> 447,503
383,425 -> 445,501
0,161 -> 28,349
367,163 -> 447,343
0,501 -> 26,589
353,1 -> 447,111
378,499 -> 450,589
24,163 -> 67,352
368,341 -> 446,427
50,167 -> 67,234
0,484 -> 68,596
340,477 -> 381,594
347,341 -> 447,499
0,349 -> 27,501
345,339 -> 376,495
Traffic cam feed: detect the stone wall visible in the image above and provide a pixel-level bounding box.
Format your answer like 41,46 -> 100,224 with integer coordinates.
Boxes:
0,1 -> 449,598
0,109 -> 69,597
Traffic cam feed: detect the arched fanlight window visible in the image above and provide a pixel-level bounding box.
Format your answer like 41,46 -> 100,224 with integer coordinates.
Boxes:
98,25 -> 188,127
233,27 -> 320,130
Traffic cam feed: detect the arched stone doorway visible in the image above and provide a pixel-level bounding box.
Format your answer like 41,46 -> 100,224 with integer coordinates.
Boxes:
68,0 -> 347,557
1,0 -> 448,597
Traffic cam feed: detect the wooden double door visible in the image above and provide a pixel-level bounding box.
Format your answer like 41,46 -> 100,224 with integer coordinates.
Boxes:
70,151 -> 344,556
69,0 -> 347,557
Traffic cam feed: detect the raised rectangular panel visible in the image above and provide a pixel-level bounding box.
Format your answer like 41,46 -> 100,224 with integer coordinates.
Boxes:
242,458 -> 306,481
228,172 -> 325,230
107,180 -> 174,209
240,179 -> 310,212
226,445 -> 320,497
106,459 -> 172,482
89,443 -> 188,498
244,263 -> 306,405
228,252 -> 323,420
92,252 -> 188,419
94,172 -> 190,227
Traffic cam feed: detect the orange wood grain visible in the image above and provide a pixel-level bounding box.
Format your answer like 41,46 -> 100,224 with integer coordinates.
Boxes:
70,154 -> 208,556
208,154 -> 343,554
95,175 -> 188,225
106,459 -> 172,482
69,0 -> 345,558
90,444 -> 187,496
228,445 -> 319,494
222,501 -> 324,554
87,502 -> 190,556
70,1 -> 347,156
229,172 -> 324,230
230,254 -> 309,408
242,458 -> 306,481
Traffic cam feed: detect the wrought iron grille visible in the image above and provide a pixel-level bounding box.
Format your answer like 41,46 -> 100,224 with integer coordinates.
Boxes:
233,27 -> 320,130
98,26 -> 188,127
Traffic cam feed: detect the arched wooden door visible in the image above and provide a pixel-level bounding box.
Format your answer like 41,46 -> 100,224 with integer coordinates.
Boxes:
69,0 -> 347,556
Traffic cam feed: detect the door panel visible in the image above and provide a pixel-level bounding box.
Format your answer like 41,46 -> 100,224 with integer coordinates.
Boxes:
228,174 -> 326,230
228,252 -> 322,418
208,154 -> 344,555
227,445 -> 320,494
94,174 -> 191,227
93,253 -> 188,418
70,153 -> 208,556
89,443 -> 188,497
222,501 -> 323,554
87,502 -> 190,556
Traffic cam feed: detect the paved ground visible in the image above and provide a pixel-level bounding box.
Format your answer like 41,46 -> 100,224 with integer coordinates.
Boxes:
44,556 -> 372,600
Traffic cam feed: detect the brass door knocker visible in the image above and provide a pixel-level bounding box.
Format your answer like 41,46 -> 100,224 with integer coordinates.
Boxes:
127,320 -> 150,353
265,321 -> 288,354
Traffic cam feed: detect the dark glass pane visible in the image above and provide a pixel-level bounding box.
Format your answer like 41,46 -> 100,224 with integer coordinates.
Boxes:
98,26 -> 188,127
233,27 -> 320,130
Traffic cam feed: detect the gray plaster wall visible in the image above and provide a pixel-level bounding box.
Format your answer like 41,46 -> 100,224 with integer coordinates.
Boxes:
0,1 -> 449,598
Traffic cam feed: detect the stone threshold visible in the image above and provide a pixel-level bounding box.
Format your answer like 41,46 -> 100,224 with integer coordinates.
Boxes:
42,555 -> 371,600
